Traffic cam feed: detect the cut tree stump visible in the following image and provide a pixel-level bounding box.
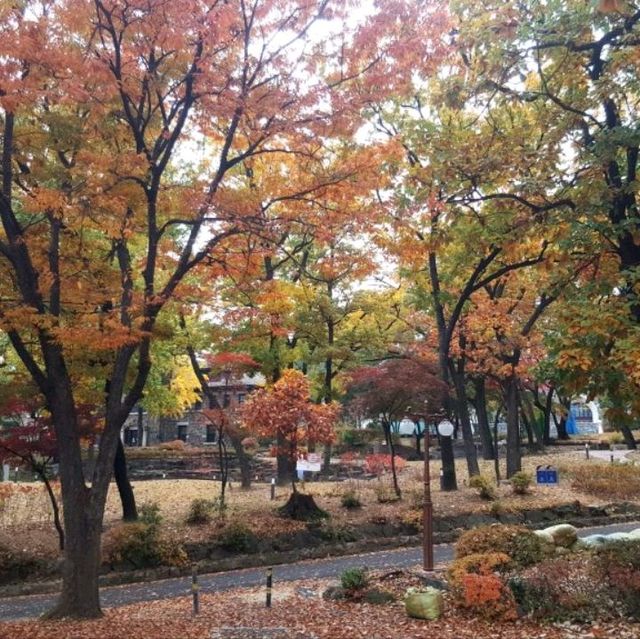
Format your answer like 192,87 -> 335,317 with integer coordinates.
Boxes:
278,492 -> 328,521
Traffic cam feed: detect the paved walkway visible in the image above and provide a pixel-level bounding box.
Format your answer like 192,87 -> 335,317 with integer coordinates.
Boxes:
589,449 -> 634,463
2,520 -> 639,620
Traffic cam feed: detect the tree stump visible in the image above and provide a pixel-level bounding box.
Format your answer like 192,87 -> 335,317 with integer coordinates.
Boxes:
278,492 -> 328,521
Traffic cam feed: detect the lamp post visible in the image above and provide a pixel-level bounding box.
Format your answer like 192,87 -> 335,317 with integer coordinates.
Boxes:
423,418 -> 454,571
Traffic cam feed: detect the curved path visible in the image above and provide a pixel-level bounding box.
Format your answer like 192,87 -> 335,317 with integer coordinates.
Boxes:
1,520 -> 639,620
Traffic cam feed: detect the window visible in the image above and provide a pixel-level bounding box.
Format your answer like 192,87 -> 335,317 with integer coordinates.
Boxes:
237,393 -> 246,404
206,424 -> 216,443
223,394 -> 230,408
209,395 -> 220,409
177,423 -> 188,442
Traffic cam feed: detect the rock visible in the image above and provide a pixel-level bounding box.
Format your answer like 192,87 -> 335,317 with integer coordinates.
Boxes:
604,532 -> 632,543
628,528 -> 640,539
543,524 -> 578,548
581,534 -> 606,548
322,585 -> 346,601
533,530 -> 555,545
554,546 -> 571,556
570,539 -> 589,552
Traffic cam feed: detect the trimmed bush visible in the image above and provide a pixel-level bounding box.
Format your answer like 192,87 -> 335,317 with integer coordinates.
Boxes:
455,524 -> 545,567
340,489 -> 362,509
448,552 -> 512,591
340,566 -> 368,591
219,520 -> 257,553
595,540 -> 640,618
510,471 -> 532,495
186,498 -> 217,525
139,502 -> 163,527
105,522 -> 187,569
468,474 -> 496,500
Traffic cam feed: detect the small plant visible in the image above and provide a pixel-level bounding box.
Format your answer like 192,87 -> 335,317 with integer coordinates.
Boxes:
469,474 -> 496,500
448,552 -> 512,590
341,488 -> 362,509
185,498 -> 217,525
139,502 -> 163,527
488,500 -> 506,516
401,509 -> 423,532
317,521 -> 357,543
340,566 -> 368,591
460,572 -> 518,621
374,481 -> 400,503
455,524 -> 544,568
219,520 -> 257,553
510,471 -> 532,495
364,454 -> 406,477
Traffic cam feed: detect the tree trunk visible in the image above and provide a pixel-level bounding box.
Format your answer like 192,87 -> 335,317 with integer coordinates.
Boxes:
451,365 -> 480,476
542,387 -> 554,445
440,434 -> 457,490
472,377 -> 495,460
276,430 -> 292,485
384,422 -> 402,498
113,437 -> 137,521
228,431 -> 252,489
505,376 -> 521,478
621,423 -> 637,450
40,466 -> 65,551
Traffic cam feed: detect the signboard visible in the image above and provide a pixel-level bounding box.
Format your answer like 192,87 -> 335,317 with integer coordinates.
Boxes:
536,465 -> 559,486
296,453 -> 322,473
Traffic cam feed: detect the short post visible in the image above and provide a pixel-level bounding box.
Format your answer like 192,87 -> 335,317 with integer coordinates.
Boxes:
439,468 -> 444,491
191,565 -> 200,615
585,442 -> 590,460
266,567 -> 273,608
270,477 -> 276,500
611,452 -> 615,464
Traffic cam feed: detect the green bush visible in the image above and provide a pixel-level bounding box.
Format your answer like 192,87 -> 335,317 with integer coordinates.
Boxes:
106,522 -> 187,569
374,482 -> 400,504
340,566 -> 368,591
139,502 -> 163,527
510,471 -> 532,495
340,489 -> 362,509
317,522 -> 357,543
186,498 -> 218,525
468,474 -> 496,500
455,524 -> 545,568
219,520 -> 257,553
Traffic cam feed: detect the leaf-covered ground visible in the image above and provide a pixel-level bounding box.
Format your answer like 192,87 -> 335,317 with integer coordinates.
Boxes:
0,449 -> 618,561
1,577 -> 638,639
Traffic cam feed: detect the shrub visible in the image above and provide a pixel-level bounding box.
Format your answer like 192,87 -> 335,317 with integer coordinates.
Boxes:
373,481 -> 400,503
159,439 -> 186,452
341,488 -> 362,509
595,540 -> 640,618
317,521 -> 357,543
447,552 -> 516,621
571,462 -> 640,500
219,520 -> 257,553
460,572 -> 518,621
448,552 -> 512,590
105,522 -> 187,569
340,428 -> 377,448
401,509 -> 422,532
455,524 -> 545,568
186,498 -> 217,525
510,556 -> 610,621
340,566 -> 368,591
468,474 -> 496,500
139,502 -> 163,527
510,471 -> 532,495
0,543 -> 44,585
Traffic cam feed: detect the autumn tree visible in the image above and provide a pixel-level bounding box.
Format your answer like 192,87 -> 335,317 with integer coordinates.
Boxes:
0,0 -> 405,617
242,369 -> 337,518
346,357 -> 447,497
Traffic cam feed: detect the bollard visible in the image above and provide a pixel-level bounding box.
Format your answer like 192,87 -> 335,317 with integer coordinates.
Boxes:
192,566 -> 200,615
585,443 -> 590,460
266,567 -> 273,608
270,477 -> 276,500
611,453 -> 615,464
439,468 -> 444,491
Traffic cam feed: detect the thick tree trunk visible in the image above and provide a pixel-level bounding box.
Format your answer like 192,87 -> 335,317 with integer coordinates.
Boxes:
621,423 -> 637,450
451,365 -> 480,476
473,377 -> 495,460
440,434 -> 457,491
228,432 -> 252,489
113,438 -> 137,521
505,377 -> 521,478
383,423 -> 402,498
276,430 -> 292,485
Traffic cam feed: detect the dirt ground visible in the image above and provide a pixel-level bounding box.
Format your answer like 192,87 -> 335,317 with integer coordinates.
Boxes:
0,448 -> 619,559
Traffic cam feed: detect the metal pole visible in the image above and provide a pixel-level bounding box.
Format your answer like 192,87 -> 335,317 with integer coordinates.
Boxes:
270,477 -> 276,500
423,426 -> 433,571
585,442 -> 590,460
266,567 -> 273,608
192,566 -> 200,615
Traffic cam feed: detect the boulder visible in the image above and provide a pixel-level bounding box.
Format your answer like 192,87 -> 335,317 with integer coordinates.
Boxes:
533,530 -> 555,545
628,528 -> 640,539
581,534 -> 606,548
603,532 -> 632,543
543,524 -> 578,548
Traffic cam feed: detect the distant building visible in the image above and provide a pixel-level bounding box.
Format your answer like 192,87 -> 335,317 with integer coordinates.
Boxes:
121,372 -> 266,446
